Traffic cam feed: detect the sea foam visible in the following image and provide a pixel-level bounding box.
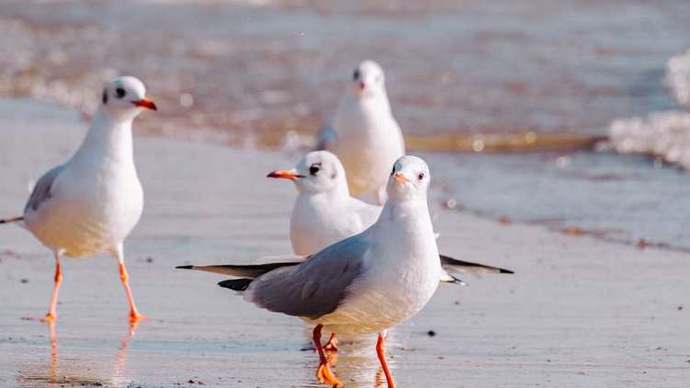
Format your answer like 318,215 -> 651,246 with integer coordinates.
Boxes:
609,50 -> 690,168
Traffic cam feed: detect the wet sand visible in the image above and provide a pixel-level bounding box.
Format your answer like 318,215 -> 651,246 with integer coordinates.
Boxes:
1,99 -> 689,387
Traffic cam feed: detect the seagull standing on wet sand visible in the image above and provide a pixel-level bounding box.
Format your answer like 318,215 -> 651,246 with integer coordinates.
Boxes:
317,60 -> 405,205
267,150 -> 513,279
179,156 -> 454,387
0,76 -> 156,323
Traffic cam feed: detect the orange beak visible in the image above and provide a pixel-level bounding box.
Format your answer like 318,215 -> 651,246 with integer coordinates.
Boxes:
133,98 -> 157,111
393,171 -> 409,184
267,169 -> 304,181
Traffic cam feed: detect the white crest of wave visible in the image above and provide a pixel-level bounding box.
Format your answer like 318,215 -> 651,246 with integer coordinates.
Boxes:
610,111 -> 690,168
609,50 -> 690,169
666,49 -> 690,107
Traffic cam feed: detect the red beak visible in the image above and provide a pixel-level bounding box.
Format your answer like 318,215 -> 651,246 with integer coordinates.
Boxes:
356,81 -> 366,96
133,98 -> 157,111
267,169 -> 304,180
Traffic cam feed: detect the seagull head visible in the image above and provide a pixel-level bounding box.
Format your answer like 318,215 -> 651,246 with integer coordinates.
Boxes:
100,76 -> 157,121
351,60 -> 386,99
386,155 -> 430,202
267,151 -> 349,195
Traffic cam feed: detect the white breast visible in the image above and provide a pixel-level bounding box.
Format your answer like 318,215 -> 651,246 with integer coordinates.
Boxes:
26,162 -> 143,257
315,204 -> 441,334
291,194 -> 369,256
332,100 -> 405,198
24,115 -> 144,257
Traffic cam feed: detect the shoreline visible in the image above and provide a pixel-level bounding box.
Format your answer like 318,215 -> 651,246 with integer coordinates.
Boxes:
1,98 -> 689,387
10,95 -> 687,255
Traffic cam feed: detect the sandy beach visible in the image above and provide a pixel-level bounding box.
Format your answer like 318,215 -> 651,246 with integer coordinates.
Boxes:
0,98 -> 689,387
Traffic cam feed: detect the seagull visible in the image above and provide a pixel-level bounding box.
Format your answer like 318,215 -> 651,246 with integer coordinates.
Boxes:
267,150 -> 513,283
317,60 -> 405,205
0,76 -> 156,324
267,150 -> 380,257
178,156 -> 504,387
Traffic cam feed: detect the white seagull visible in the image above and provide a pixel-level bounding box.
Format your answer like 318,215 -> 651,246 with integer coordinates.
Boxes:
267,150 -> 380,256
317,60 -> 405,205
267,150 -> 513,281
179,156 -> 506,387
0,76 -> 156,324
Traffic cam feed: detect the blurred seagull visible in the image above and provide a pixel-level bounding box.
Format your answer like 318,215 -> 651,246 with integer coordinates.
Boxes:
267,150 -> 513,283
179,156 -> 508,388
317,60 -> 405,205
0,76 -> 156,323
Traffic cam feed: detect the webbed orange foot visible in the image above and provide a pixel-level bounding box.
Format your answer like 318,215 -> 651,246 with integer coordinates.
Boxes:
316,361 -> 342,387
313,324 -> 342,387
128,310 -> 146,323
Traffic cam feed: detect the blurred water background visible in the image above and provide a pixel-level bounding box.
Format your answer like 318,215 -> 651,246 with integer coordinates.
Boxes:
1,0 -> 690,249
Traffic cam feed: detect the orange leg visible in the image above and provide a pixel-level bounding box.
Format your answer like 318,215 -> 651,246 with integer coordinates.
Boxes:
313,324 -> 342,387
42,253 -> 63,322
376,332 -> 396,388
323,332 -> 338,352
118,261 -> 145,323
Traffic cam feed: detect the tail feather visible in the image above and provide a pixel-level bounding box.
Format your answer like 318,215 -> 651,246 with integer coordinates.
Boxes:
0,216 -> 23,225
440,270 -> 467,286
440,254 -> 514,275
176,261 -> 301,278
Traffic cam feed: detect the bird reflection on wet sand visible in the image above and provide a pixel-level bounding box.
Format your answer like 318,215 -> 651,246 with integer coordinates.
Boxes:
302,329 -> 403,388
16,320 -> 138,387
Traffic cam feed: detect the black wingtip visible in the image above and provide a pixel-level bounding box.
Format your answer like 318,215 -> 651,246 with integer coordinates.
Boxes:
0,216 -> 23,225
175,265 -> 194,270
500,268 -> 515,274
218,278 -> 253,291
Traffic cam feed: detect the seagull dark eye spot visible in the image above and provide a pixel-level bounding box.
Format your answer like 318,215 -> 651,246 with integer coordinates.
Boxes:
418,172 -> 425,181
102,89 -> 108,104
309,163 -> 321,176
115,87 -> 126,99
353,69 -> 360,81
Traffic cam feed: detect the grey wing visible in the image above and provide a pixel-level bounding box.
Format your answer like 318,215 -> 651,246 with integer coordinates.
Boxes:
315,123 -> 337,150
24,165 -> 65,214
246,234 -> 370,319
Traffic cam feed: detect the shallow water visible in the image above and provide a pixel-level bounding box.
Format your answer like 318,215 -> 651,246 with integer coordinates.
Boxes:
426,150 -> 690,250
2,0 -> 690,248
2,0 -> 689,139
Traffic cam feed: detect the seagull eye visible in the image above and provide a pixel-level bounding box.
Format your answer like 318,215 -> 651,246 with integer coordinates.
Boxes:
102,89 -> 108,104
309,164 -> 321,176
115,87 -> 126,99
418,172 -> 425,181
353,69 -> 360,81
